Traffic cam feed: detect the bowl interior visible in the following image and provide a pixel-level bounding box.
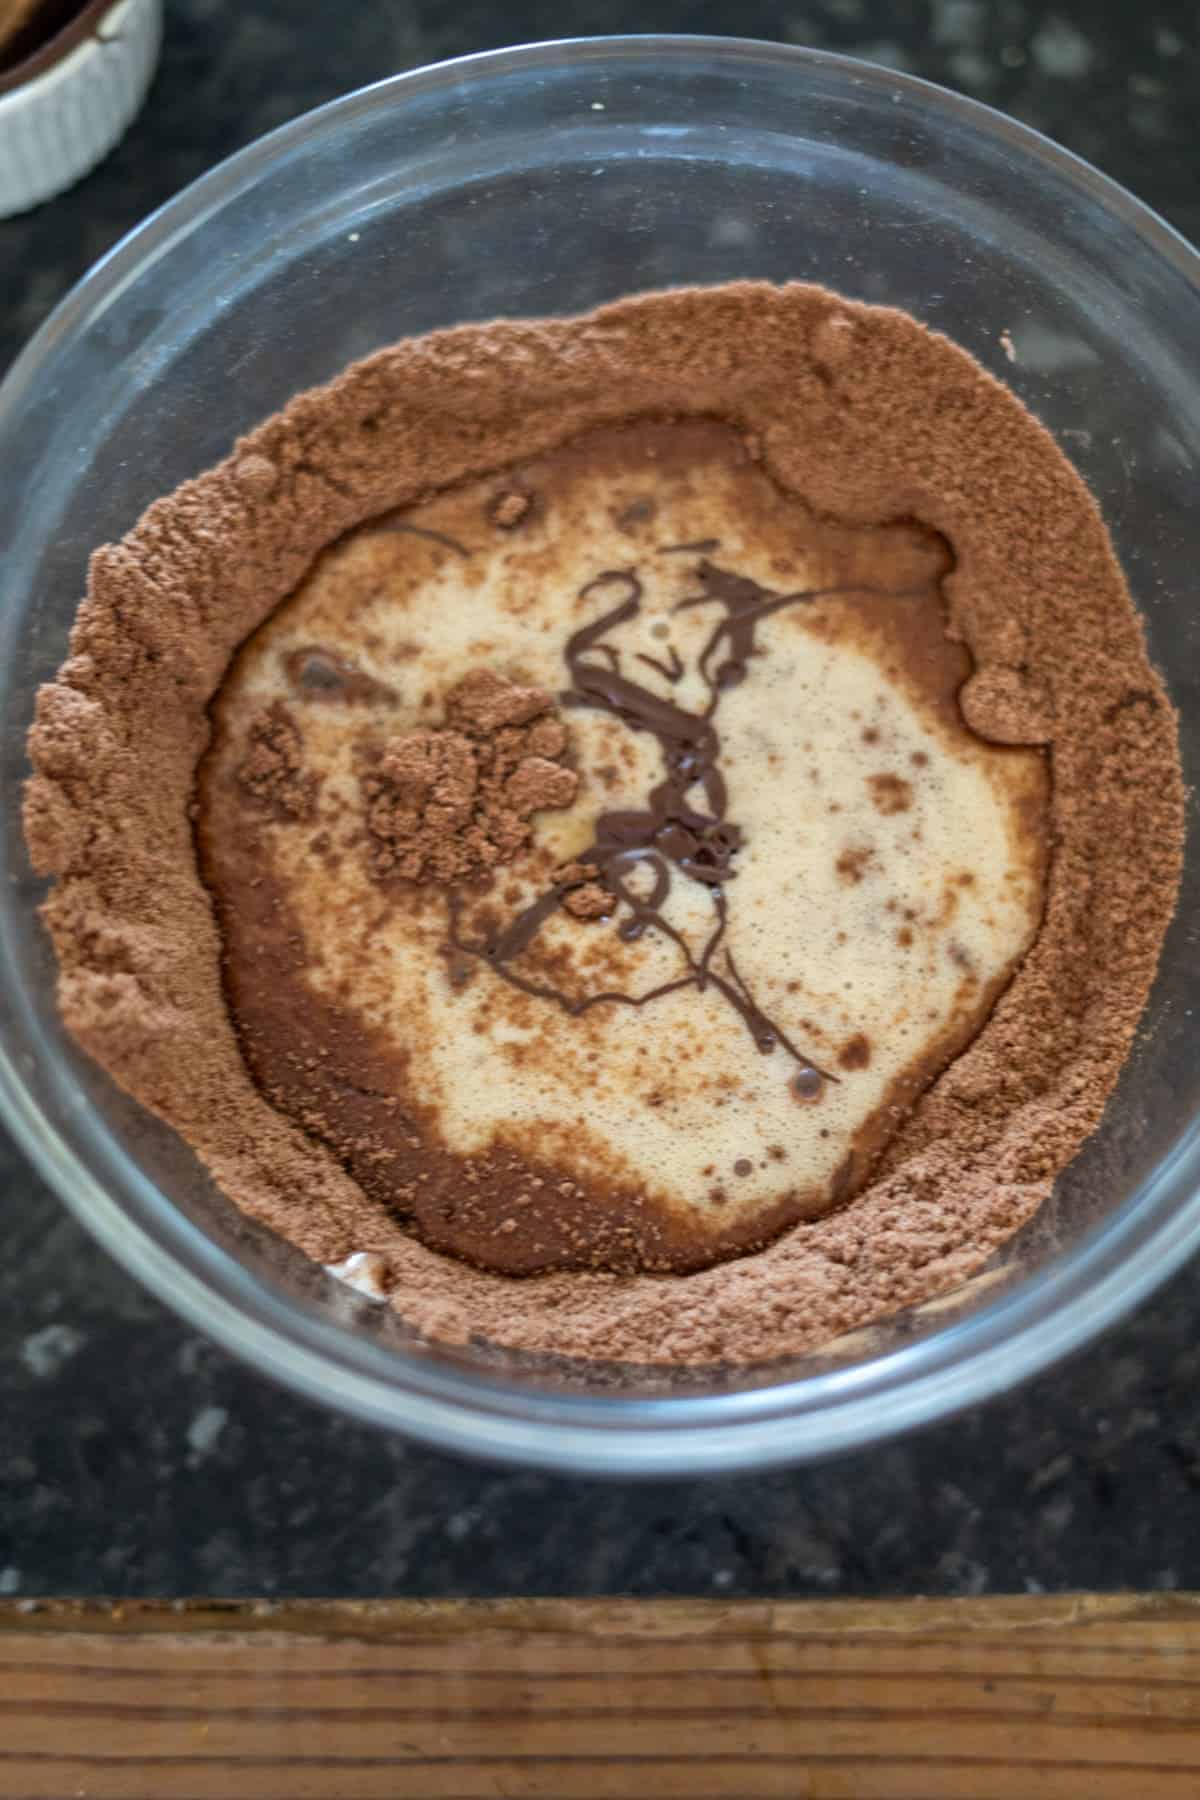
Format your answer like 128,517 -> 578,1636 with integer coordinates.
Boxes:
1,38 -> 1198,1470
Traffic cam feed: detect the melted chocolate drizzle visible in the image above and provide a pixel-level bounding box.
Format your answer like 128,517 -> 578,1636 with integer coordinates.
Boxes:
635,644 -> 684,684
448,558 -> 874,1088
371,519 -> 474,558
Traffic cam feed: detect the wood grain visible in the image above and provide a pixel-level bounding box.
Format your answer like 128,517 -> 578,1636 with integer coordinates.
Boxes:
4,1595 -> 1200,1797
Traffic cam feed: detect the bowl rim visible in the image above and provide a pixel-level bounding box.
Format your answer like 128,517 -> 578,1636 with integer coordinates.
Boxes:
3,31 -> 1199,1476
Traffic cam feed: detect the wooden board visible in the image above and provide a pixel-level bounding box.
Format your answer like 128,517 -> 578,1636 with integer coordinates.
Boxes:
5,1595 -> 1200,1797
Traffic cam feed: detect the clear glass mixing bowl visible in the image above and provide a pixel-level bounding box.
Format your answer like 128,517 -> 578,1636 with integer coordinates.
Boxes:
1,36 -> 1198,1475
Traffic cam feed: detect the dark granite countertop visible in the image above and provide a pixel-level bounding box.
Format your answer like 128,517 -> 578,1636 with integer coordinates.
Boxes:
3,0 -> 1199,1599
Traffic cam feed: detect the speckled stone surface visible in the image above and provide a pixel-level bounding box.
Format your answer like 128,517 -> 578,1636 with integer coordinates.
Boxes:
3,0 -> 1200,1598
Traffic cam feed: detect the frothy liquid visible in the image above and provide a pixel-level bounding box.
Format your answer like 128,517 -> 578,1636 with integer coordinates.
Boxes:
198,421 -> 1047,1273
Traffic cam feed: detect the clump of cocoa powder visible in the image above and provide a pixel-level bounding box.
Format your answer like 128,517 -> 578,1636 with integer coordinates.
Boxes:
557,861 -> 613,919
489,490 -> 531,529
236,703 -> 318,821
361,669 -> 578,885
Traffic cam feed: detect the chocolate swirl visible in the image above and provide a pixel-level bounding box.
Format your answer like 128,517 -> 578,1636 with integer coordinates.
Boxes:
447,557 -> 880,1090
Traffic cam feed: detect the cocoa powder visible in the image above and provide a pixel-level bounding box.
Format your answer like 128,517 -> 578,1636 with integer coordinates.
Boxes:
23,282 -> 1185,1366
361,668 -> 578,885
236,703 -> 319,822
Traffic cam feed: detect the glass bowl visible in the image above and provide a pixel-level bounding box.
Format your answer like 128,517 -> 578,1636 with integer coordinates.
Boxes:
1,36 -> 1198,1476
